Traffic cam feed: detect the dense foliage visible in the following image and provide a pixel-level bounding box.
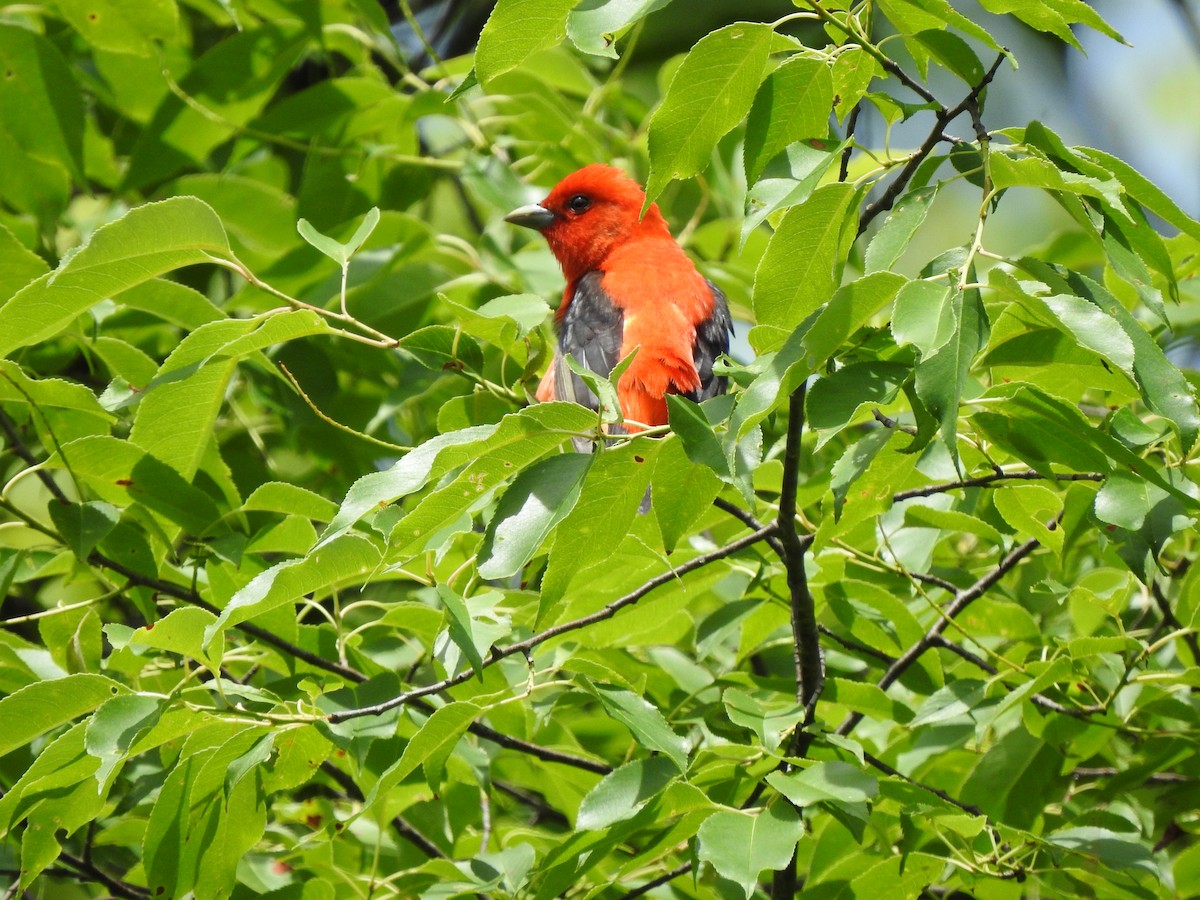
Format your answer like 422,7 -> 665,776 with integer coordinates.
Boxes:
1,0 -> 1198,897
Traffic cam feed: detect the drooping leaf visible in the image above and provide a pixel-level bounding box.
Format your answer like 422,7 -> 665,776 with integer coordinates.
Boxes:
752,182 -> 860,350
744,56 -> 834,185
582,679 -> 689,771
475,0 -> 579,86
0,674 -> 129,756
577,757 -> 678,830
567,0 -> 671,59
696,805 -> 804,899
976,0 -> 1123,49
645,23 -> 774,205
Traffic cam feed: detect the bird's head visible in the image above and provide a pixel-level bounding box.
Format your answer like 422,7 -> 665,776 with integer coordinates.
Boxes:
505,164 -> 671,282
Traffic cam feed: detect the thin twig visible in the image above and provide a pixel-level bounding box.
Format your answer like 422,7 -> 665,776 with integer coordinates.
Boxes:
863,752 -> 983,816
319,762 -> 445,858
279,363 -> 411,452
57,851 -> 149,899
713,496 -> 786,556
1151,580 -> 1200,664
618,862 -> 691,899
819,624 -> 896,665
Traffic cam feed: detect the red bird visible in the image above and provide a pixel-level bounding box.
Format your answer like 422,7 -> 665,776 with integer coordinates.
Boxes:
505,164 -> 732,430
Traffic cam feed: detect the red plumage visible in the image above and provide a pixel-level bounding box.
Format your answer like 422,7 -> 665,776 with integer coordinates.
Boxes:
505,164 -> 732,429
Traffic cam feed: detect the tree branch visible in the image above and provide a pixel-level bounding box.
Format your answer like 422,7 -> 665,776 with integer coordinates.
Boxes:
857,52 -> 1006,236
56,850 -> 149,900
893,469 -> 1103,502
329,525 -> 776,721
837,531 -> 1044,736
319,762 -> 445,858
618,862 -> 691,899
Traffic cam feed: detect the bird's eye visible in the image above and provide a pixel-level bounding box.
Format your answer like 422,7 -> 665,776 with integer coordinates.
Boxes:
567,194 -> 591,214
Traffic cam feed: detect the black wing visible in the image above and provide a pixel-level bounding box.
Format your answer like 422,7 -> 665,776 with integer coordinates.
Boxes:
554,270 -> 624,411
685,279 -> 733,403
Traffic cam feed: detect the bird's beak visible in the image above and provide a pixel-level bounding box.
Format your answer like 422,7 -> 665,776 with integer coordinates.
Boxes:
505,203 -> 556,231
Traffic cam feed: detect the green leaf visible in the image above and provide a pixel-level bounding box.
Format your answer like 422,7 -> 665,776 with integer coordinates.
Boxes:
203,534 -> 382,644
831,46 -> 880,122
911,283 -> 988,459
297,207 -> 380,265
1078,147 -> 1200,241
55,0 -> 178,55
0,223 -> 49,302
752,182 -> 860,349
989,152 -> 1128,218
475,0 -> 579,86
892,281 -> 956,356
243,482 -> 338,521
1046,827 -> 1157,875
50,436 -> 222,534
807,361 -> 910,433
567,0 -> 671,59
124,27 -> 306,189
1036,293 -> 1136,377
744,57 -> 834,185
0,26 -> 84,217
322,424 -> 503,545
976,0 -> 1123,49
399,325 -> 484,373
878,0 -> 1006,52
909,29 -> 985,84
576,757 -> 678,830
362,702 -> 480,814
323,405 -> 597,550
960,724 -> 1065,828
1174,843 -> 1200,897
1067,273 -> 1200,452
0,197 -> 231,358
0,674 -> 128,756
651,437 -> 722,552
865,186 -> 937,273
540,441 -> 658,620
667,394 -> 730,477
386,405 -> 600,561
903,506 -> 1005,546
723,687 -> 805,752
696,805 -> 804,899
115,278 -> 224,331
84,693 -> 162,791
436,585 -> 488,678
909,680 -> 987,727
741,139 -> 847,248
733,273 -> 906,443
127,607 -> 224,667
645,23 -> 774,204
297,217 -> 352,263
48,501 -> 120,561
766,761 -> 879,806
127,312 -> 330,481
0,361 -> 113,423
582,680 -> 689,771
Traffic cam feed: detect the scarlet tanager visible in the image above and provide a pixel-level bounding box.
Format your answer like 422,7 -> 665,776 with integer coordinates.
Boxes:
505,164 -> 732,431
